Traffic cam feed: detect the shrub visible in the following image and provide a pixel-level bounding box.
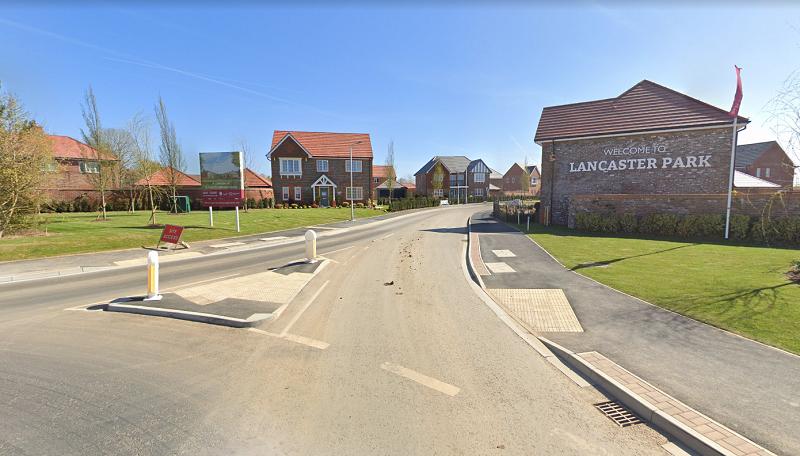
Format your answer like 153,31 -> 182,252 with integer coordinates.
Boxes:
638,213 -> 680,236
311,203 -> 319,208
729,215 -> 751,240
275,203 -> 283,209
341,201 -> 350,208
619,213 -> 637,233
356,202 -> 365,209
331,199 -> 337,208
290,203 -> 298,209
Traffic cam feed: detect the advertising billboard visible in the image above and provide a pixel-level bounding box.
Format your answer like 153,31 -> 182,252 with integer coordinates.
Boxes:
200,151 -> 245,207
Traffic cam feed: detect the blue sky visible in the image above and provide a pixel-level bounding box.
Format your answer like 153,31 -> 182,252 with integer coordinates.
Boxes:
1,3 -> 799,178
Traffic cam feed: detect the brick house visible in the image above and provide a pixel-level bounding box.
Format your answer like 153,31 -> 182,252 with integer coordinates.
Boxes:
735,141 -> 796,187
536,79 -> 751,226
414,156 -> 491,201
43,135 -> 118,202
268,131 -> 373,206
137,167 -> 272,206
502,163 -> 541,195
371,164 -> 393,200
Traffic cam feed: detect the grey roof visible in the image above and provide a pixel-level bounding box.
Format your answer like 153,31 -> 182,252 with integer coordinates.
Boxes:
735,141 -> 777,167
489,167 -> 503,179
414,155 -> 472,175
526,165 -> 540,176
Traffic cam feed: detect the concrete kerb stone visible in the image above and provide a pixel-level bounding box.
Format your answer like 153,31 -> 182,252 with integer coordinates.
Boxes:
465,216 -> 487,290
105,302 -> 272,328
537,337 -> 766,456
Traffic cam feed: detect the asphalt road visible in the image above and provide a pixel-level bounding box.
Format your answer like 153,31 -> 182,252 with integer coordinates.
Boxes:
0,204 -> 666,455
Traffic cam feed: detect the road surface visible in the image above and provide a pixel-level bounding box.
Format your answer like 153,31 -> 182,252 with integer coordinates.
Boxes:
0,204 -> 666,455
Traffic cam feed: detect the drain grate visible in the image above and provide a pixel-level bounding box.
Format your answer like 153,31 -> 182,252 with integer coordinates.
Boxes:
594,401 -> 642,427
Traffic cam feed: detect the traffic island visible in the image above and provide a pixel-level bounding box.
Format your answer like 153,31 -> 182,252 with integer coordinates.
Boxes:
107,259 -> 328,328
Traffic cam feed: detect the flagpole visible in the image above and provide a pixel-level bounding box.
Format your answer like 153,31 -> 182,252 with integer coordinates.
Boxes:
724,116 -> 738,240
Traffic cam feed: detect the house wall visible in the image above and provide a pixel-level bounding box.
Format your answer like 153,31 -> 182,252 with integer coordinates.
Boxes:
540,127 -> 734,225
502,164 -> 526,193
740,144 -> 796,187
270,138 -> 372,204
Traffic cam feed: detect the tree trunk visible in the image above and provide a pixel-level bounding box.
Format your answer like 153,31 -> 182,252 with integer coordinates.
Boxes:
100,190 -> 107,220
148,185 -> 157,225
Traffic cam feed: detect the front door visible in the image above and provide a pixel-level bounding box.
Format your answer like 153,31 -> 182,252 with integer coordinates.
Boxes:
320,187 -> 330,207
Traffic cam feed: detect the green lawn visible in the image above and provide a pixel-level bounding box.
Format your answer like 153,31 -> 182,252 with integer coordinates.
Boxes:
0,207 -> 384,262
521,224 -> 800,354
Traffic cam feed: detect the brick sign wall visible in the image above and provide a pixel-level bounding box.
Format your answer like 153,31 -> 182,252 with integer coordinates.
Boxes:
540,127 -> 735,225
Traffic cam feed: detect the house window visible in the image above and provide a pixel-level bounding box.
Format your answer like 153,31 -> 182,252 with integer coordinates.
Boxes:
474,188 -> 484,196
433,189 -> 444,198
346,186 -> 364,200
316,160 -> 328,172
345,160 -> 362,172
282,187 -> 290,200
765,168 -> 771,178
756,167 -> 761,177
79,161 -> 100,174
474,173 -> 485,183
294,187 -> 302,201
373,177 -> 381,184
530,177 -> 538,185
42,162 -> 59,173
280,158 -> 302,176
511,177 -> 516,183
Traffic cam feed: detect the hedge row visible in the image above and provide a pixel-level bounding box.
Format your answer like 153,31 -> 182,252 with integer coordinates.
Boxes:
388,197 -> 441,212
574,212 -> 800,245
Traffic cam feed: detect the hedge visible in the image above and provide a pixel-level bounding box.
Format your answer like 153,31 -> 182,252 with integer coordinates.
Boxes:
388,196 -> 441,212
573,211 -> 799,245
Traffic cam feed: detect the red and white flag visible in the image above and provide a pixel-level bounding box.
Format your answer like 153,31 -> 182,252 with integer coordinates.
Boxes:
729,65 -> 743,118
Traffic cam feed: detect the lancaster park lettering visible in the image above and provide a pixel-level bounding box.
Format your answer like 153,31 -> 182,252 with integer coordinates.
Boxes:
568,155 -> 711,173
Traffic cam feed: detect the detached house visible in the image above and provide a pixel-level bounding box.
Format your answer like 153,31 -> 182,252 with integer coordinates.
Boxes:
735,141 -> 796,188
414,156 -> 491,201
268,131 -> 373,206
43,135 -> 118,202
501,163 -> 542,196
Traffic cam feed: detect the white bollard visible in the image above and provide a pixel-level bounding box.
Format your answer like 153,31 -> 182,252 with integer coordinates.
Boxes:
209,206 -> 214,227
235,206 -> 240,233
145,250 -> 162,301
305,229 -> 317,263
517,211 -> 520,225
527,215 -> 530,232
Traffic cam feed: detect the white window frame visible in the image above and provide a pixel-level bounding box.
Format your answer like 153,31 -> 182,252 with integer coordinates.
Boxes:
474,172 -> 485,183
294,187 -> 302,201
530,177 -> 538,185
42,162 -> 59,173
433,188 -> 444,198
765,167 -> 771,178
345,160 -> 362,173
316,159 -> 328,172
282,187 -> 290,201
346,186 -> 364,200
279,158 -> 302,176
756,167 -> 761,177
474,188 -> 484,196
79,161 -> 100,174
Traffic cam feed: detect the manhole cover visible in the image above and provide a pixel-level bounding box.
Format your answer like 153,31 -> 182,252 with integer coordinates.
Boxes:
594,401 -> 642,427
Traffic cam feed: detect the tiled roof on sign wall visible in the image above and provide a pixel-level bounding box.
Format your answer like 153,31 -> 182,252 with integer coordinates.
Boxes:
534,80 -> 749,142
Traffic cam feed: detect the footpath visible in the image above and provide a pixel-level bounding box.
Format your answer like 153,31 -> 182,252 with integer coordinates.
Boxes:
468,210 -> 798,456
0,208 -> 430,283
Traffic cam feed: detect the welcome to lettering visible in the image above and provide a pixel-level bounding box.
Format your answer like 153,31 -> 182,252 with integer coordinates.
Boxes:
569,155 -> 711,173
602,144 -> 667,156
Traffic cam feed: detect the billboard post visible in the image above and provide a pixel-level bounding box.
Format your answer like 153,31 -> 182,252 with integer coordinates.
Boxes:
200,151 -> 245,229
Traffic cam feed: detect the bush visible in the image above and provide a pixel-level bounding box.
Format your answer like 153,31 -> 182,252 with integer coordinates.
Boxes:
729,215 -> 751,240
311,203 -> 319,208
341,201 -> 350,208
331,199 -> 337,208
290,203 -> 298,209
275,203 -> 283,209
356,202 -> 364,209
619,213 -> 637,233
639,213 -> 680,236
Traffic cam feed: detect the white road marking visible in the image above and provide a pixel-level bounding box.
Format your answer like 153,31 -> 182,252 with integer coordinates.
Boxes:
260,236 -> 288,241
280,280 -> 330,336
492,249 -> 516,258
380,232 -> 395,240
247,328 -> 329,350
380,362 -> 460,397
322,245 -> 355,255
485,262 -> 516,273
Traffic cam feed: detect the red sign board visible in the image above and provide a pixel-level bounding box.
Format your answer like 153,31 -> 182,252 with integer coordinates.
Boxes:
160,224 -> 184,244
201,189 -> 244,207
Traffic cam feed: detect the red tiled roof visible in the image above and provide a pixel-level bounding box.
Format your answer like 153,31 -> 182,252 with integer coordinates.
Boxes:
372,165 -> 393,178
136,167 -> 201,187
270,131 -> 373,159
534,80 -> 749,142
48,135 -> 104,160
244,168 -> 272,187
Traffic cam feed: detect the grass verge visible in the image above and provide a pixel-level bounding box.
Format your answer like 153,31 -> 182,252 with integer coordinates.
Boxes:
1,207 -> 384,262
521,224 -> 800,354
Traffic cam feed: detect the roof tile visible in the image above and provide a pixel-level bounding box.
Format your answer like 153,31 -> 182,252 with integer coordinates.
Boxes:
271,131 -> 372,159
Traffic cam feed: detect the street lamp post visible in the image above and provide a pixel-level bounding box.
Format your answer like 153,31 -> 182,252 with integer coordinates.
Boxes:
349,140 -> 363,222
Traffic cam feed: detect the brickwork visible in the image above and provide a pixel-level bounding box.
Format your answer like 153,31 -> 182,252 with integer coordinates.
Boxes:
270,136 -> 372,204
540,127 -> 736,225
740,143 -> 796,187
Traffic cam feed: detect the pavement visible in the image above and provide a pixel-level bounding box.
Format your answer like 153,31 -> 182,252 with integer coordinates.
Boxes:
469,209 -> 800,456
0,203 -> 671,455
0,207 -> 434,282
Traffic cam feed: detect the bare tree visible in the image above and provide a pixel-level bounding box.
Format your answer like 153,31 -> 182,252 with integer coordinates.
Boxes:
0,85 -> 52,238
766,70 -> 800,184
155,96 -> 185,213
237,138 -> 254,212
129,114 -> 164,225
80,86 -> 116,220
384,141 -> 398,203
520,159 -> 531,195
104,127 -> 138,212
